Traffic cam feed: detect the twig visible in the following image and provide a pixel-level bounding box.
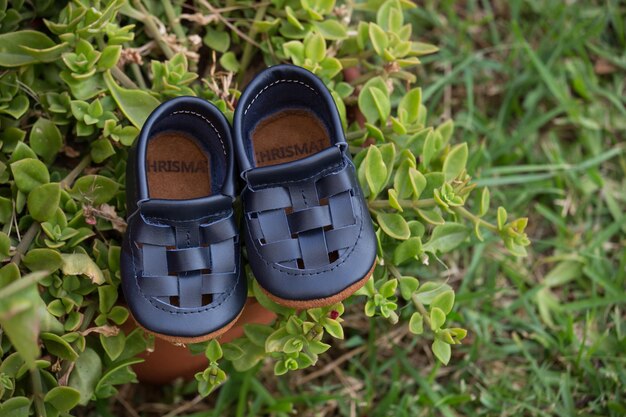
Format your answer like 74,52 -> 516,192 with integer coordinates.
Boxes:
296,325 -> 408,385
163,395 -> 204,417
117,394 -> 141,417
196,0 -> 261,48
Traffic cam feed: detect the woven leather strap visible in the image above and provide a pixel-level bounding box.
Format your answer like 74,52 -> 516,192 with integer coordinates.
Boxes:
245,164 -> 360,269
133,212 -> 237,308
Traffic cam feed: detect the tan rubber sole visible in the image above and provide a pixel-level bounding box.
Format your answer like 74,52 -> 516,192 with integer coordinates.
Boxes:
258,261 -> 377,309
132,308 -> 243,345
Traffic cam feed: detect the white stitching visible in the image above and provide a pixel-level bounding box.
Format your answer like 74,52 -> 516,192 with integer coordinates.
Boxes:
243,79 -> 318,115
170,110 -> 227,156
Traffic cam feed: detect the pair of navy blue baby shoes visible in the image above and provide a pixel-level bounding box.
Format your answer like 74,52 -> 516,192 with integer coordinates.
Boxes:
121,65 -> 377,342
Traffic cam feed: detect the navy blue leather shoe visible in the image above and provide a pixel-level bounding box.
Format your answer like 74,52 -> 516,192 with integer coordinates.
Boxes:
121,97 -> 246,343
233,65 -> 377,308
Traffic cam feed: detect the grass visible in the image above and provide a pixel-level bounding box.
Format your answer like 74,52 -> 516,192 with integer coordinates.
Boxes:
113,1 -> 626,415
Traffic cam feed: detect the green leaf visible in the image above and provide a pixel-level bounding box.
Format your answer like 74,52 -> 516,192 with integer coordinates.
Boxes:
497,206 -> 507,230
322,317 -> 344,339
431,290 -> 455,314
408,168 -> 426,199
393,160 -> 414,199
364,146 -> 387,198
69,348 -> 102,405
413,282 -> 453,305
358,77 -> 389,124
417,208 -> 445,225
430,307 -> 446,331
370,87 -> 391,123
479,187 -> 490,216
104,71 -> 160,129
98,45 -> 122,70
393,237 -> 422,264
544,261 -> 583,288
222,343 -> 244,361
205,340 -> 223,362
40,333 -> 79,361
0,396 -> 31,417
436,119 -> 455,144
304,31 -> 326,62
94,358 -> 141,398
398,87 -> 422,124
377,0 -> 404,31
44,386 -> 81,412
285,6 -> 304,31
23,248 -> 63,272
388,188 -> 402,211
423,223 -> 468,253
61,253 -> 105,285
379,279 -> 397,298
3,95 -> 29,119
442,143 -> 468,181
98,285 -> 118,314
0,232 -> 10,259
421,129 -> 437,168
369,23 -> 388,56
313,20 -> 348,40
70,175 -> 119,205
432,338 -> 451,365
219,51 -> 240,73
11,158 -> 50,193
377,213 -> 410,240
252,280 -> 295,316
412,42 -> 439,56
29,118 -> 63,164
399,276 -> 419,300
0,266 -> 42,370
283,41 -> 305,65
408,312 -> 423,334
101,332 -> 125,361
0,31 -> 60,66
90,138 -> 116,163
203,27 -> 230,53
27,183 -> 60,222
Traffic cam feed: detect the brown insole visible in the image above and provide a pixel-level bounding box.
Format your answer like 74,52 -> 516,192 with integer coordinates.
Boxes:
252,110 -> 331,167
146,132 -> 212,199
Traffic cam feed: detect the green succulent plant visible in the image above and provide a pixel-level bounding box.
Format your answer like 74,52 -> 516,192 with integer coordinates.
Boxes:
0,0 -> 530,413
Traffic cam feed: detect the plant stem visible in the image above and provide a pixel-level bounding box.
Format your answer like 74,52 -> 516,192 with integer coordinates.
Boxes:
161,0 -> 187,46
451,206 -> 498,232
238,3 -> 268,83
10,223 -> 40,266
30,368 -> 46,417
369,198 -> 500,233
111,66 -> 138,89
130,63 -> 147,89
60,155 -> 92,189
132,0 -> 175,59
368,198 -> 436,210
387,264 -> 431,327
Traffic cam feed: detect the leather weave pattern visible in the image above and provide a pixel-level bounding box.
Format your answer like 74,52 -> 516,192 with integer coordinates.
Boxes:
131,210 -> 237,308
245,164 -> 360,269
